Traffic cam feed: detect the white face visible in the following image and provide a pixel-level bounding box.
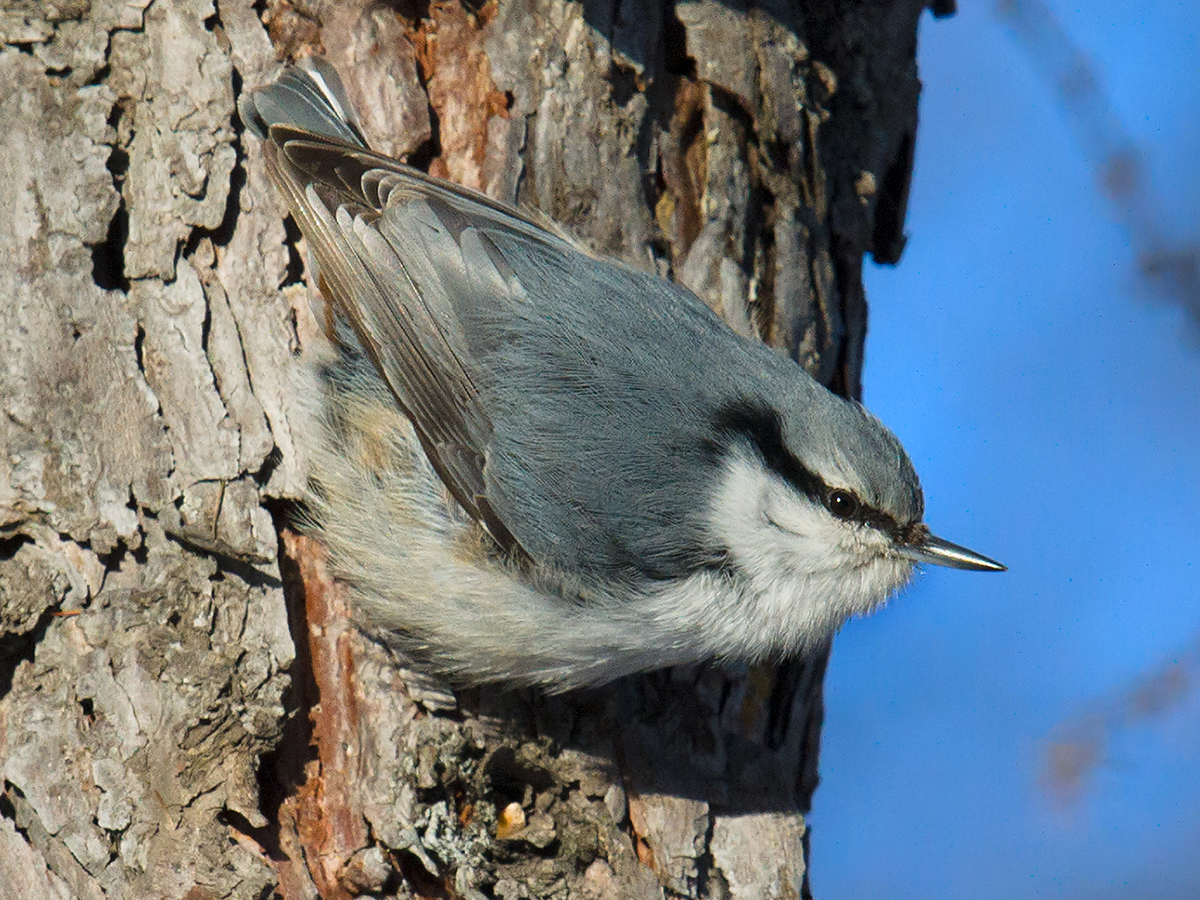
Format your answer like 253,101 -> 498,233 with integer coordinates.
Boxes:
700,443 -> 917,659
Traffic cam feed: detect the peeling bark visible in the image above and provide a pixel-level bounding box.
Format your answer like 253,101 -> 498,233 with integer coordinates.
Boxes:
0,0 -> 928,897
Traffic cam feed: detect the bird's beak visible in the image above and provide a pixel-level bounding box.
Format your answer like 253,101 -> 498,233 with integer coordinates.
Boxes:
900,532 -> 1006,572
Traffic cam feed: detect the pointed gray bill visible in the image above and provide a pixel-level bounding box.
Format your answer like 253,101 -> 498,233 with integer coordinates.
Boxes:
901,534 -> 1007,572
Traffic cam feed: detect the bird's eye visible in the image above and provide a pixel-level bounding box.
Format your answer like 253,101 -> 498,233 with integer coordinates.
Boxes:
826,489 -> 860,520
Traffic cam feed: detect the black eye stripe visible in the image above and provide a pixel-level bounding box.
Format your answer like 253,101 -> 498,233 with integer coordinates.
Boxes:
711,400 -> 905,538
711,401 -> 822,502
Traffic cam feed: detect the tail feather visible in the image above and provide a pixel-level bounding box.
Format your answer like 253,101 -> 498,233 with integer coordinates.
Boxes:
239,57 -> 368,149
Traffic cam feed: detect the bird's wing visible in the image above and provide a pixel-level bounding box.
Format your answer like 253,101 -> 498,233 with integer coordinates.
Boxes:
260,125 -> 570,553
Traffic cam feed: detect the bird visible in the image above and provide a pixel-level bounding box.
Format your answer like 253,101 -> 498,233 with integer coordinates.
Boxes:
240,58 -> 1004,692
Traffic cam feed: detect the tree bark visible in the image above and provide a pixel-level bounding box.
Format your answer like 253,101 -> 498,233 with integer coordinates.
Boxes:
0,0 -> 930,897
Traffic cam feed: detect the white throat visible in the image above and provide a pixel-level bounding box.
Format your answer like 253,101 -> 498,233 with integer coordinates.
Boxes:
686,444 -> 917,658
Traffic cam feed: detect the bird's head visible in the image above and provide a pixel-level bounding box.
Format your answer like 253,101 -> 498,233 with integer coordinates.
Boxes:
704,395 -> 1003,650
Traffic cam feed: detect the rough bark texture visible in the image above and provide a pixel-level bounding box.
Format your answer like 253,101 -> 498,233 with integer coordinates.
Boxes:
0,0 -> 930,897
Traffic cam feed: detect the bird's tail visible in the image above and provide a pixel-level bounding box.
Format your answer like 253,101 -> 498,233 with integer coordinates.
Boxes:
239,57 -> 369,150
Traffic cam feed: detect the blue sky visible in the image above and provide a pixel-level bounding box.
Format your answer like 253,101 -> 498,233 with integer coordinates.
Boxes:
812,3 -> 1200,898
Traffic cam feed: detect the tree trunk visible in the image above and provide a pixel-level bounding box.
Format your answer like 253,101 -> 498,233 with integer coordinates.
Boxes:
0,0 -> 930,897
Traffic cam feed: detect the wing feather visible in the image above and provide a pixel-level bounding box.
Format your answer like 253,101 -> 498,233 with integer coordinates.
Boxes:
261,129 -> 554,551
